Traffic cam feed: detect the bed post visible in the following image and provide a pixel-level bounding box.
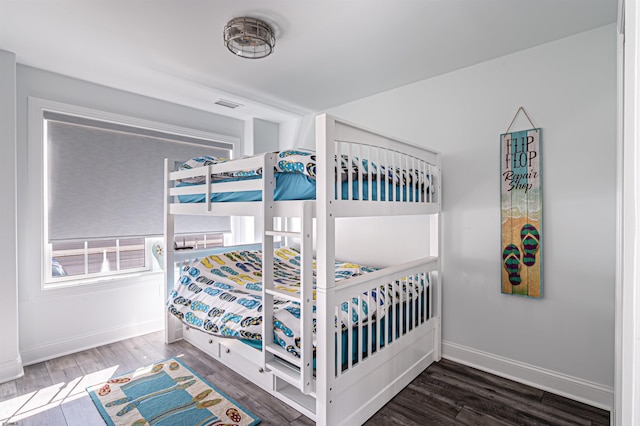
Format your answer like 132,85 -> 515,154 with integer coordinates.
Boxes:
315,114 -> 337,425
164,158 -> 181,344
431,212 -> 442,361
261,153 -> 276,369
432,154 -> 442,361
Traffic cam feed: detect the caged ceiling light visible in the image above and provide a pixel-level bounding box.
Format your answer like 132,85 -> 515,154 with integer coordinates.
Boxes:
223,17 -> 275,59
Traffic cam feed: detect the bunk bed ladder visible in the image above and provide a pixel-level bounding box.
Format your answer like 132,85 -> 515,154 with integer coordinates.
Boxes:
263,201 -> 315,396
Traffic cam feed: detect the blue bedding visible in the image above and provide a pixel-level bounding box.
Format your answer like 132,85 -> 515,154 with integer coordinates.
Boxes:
177,173 -> 316,203
177,173 -> 426,203
175,150 -> 434,203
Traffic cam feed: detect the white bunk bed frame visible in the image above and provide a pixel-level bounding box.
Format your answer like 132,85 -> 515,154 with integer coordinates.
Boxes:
163,113 -> 442,425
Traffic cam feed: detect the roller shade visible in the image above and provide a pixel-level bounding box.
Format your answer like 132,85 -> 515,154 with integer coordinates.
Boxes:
46,112 -> 232,241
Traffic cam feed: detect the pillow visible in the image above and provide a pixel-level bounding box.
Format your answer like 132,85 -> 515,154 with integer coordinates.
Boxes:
178,156 -> 234,184
178,150 -> 317,184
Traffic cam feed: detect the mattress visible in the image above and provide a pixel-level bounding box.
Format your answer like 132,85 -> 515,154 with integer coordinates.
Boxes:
177,173 -> 317,203
175,149 -> 434,203
166,247 -> 425,359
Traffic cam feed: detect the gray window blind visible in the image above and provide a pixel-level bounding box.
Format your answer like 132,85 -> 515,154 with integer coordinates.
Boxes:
46,112 -> 232,241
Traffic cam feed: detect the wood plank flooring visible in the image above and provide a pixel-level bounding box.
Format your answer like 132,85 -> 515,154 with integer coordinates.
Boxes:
0,332 -> 610,425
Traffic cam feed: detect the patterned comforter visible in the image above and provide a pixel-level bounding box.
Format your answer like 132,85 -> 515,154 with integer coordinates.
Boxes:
167,247 -> 423,358
178,149 -> 433,189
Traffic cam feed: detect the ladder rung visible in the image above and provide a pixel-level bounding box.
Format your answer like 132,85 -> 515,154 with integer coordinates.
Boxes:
266,288 -> 301,302
265,230 -> 301,238
266,359 -> 301,388
265,344 -> 302,368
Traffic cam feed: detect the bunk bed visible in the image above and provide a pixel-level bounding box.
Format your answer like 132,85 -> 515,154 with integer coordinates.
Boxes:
163,113 -> 442,425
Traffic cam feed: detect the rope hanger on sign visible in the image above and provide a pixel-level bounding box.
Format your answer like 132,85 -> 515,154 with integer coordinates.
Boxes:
505,106 -> 539,134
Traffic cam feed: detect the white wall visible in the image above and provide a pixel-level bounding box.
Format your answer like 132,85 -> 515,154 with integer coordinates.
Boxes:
328,25 -> 617,408
0,50 -> 23,383
15,65 -> 244,364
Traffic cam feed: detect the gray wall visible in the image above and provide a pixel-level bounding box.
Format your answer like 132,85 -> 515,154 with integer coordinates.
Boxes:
254,118 -> 279,153
15,65 -> 244,363
328,25 -> 616,407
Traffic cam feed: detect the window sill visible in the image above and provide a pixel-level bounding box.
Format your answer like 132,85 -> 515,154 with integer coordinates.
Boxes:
43,269 -> 164,292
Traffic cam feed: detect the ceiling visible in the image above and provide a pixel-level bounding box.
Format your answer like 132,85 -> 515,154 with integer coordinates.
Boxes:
0,0 -> 618,121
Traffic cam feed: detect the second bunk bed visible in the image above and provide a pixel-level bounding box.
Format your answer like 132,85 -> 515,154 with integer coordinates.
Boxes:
163,113 -> 442,425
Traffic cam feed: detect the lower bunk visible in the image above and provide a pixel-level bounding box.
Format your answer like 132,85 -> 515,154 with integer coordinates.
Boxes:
165,247 -> 441,424
180,313 -> 439,423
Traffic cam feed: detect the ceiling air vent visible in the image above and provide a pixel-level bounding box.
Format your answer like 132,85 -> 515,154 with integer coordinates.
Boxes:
214,99 -> 243,109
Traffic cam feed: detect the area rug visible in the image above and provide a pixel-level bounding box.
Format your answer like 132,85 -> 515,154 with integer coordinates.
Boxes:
87,357 -> 261,426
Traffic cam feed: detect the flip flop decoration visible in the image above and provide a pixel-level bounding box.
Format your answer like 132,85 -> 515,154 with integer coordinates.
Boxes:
502,244 -> 522,286
520,224 -> 540,267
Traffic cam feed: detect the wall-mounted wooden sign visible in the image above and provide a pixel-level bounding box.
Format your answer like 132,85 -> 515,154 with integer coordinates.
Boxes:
501,127 -> 542,298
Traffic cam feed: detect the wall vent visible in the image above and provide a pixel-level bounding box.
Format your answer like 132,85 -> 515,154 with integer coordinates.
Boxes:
214,99 -> 243,109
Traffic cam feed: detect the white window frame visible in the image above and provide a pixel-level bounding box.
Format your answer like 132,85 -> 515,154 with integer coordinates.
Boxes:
46,237 -> 153,285
28,97 -> 239,289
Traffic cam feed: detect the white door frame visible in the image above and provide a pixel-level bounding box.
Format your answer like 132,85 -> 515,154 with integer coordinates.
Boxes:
616,0 -> 639,425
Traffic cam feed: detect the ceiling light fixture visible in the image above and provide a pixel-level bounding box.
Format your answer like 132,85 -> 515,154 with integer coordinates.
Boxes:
223,17 -> 275,59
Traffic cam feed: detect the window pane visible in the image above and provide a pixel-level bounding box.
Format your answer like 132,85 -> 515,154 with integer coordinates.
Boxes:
87,240 -> 117,274
50,237 -> 148,281
120,238 -> 146,270
175,233 -> 224,250
203,233 -> 225,248
51,241 -> 84,277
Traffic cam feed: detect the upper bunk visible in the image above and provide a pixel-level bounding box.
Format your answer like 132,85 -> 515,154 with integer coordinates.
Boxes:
165,113 -> 441,219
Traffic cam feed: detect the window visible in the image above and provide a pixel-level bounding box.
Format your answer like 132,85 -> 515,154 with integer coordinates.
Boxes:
50,233 -> 225,281
174,233 -> 225,251
31,99 -> 239,286
50,237 -> 146,279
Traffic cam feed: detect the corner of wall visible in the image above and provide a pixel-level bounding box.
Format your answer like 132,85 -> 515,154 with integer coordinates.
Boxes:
0,49 -> 24,383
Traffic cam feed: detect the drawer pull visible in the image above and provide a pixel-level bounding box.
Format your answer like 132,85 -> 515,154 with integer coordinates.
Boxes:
225,348 -> 230,353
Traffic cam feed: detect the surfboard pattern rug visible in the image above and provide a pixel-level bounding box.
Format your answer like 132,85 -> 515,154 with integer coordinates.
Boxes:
87,358 -> 260,426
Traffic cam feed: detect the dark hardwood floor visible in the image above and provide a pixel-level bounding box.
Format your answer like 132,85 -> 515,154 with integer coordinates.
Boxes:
0,332 -> 610,425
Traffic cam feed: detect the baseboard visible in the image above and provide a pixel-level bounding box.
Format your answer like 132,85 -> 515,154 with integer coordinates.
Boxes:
0,356 -> 24,384
20,319 -> 163,366
442,340 -> 613,411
